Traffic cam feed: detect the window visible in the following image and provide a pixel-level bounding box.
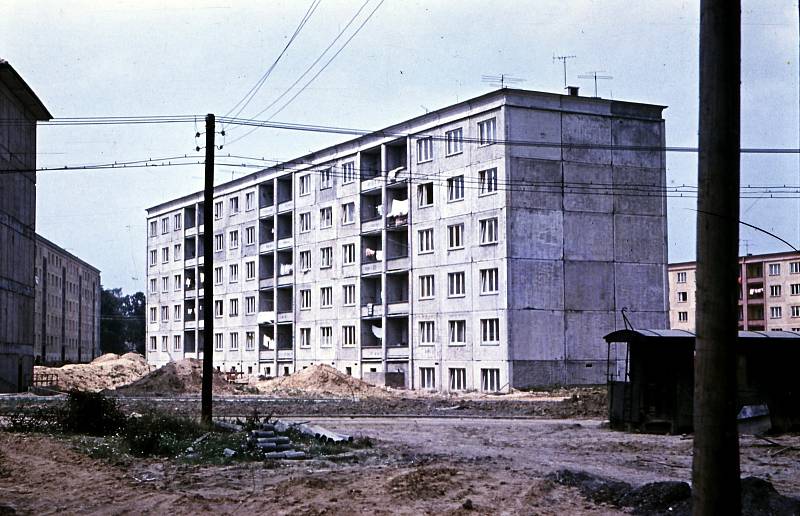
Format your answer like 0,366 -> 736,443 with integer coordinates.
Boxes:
447,224 -> 464,249
229,298 -> 239,317
792,284 -> 800,296
161,276 -> 169,293
769,263 -> 781,276
300,328 -> 312,348
419,321 -> 436,344
246,331 -> 255,350
174,243 -> 182,261
149,220 -> 157,237
320,207 -> 333,228
214,300 -> 223,317
676,271 -> 687,283
418,228 -> 434,254
342,325 -> 356,347
320,327 -> 333,347
214,234 -> 224,251
245,192 -> 255,211
449,320 -> 466,345
300,250 -> 311,271
678,311 -> 689,322
770,285 -> 782,297
481,369 -> 500,392
214,201 -> 223,219
229,264 -> 239,283
792,262 -> 800,274
449,368 -> 467,391
214,266 -> 223,285
149,278 -> 157,293
445,127 -> 463,155
245,296 -> 256,315
343,284 -> 356,305
229,332 -> 239,350
149,336 -> 157,351
173,335 -> 182,351
343,162 -> 356,184
447,175 -> 464,201
174,304 -> 182,321
677,291 -> 688,302
419,275 -> 435,299
320,247 -> 333,268
161,247 -> 169,263
417,137 -> 433,163
299,212 -> 311,233
161,306 -> 169,322
320,167 -> 332,190
161,217 -> 169,234
214,333 -> 223,351
420,368 -> 435,389
173,213 -> 182,231
793,306 -> 800,318
478,117 -> 497,145
300,289 -> 311,310
770,306 -> 782,319
481,318 -> 500,344
174,274 -> 182,291
479,168 -> 498,195
480,268 -> 499,294
299,174 -> 311,195
229,196 -> 239,214
479,218 -> 499,245
161,336 -> 168,352
320,286 -> 333,308
149,307 -> 157,323
229,230 -> 239,249
149,249 -> 157,266
246,261 -> 255,280
418,182 -> 434,207
342,202 -> 355,224
245,226 -> 255,245
448,272 -> 466,297
342,243 -> 356,265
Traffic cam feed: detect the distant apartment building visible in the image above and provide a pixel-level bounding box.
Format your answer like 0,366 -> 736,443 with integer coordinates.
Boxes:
669,251 -> 800,331
146,88 -> 668,391
0,60 -> 51,392
33,234 -> 101,364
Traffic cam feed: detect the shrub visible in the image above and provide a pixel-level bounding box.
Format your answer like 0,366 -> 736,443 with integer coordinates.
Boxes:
60,390 -> 126,436
122,411 -> 205,457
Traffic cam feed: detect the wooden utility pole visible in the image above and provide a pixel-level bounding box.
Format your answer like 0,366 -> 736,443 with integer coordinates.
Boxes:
201,113 -> 215,425
693,2 -> 741,514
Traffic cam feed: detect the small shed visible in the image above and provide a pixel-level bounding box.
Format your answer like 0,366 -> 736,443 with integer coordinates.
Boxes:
604,329 -> 800,434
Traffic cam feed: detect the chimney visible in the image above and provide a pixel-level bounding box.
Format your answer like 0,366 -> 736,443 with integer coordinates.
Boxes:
566,86 -> 579,96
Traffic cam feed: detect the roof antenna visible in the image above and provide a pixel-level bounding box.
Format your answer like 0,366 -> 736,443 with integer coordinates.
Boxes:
481,74 -> 525,89
553,54 -> 576,90
577,70 -> 613,98
621,307 -> 634,330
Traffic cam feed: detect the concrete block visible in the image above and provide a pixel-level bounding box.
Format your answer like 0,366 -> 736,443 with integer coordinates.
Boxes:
611,118 -> 663,169
614,214 -> 666,264
615,309 -> 668,331
508,259 -> 564,310
564,360 -> 606,384
564,261 -> 615,311
506,106 -> 561,161
508,208 -> 563,260
509,158 -> 562,210
613,166 -> 665,216
563,212 -> 613,261
563,162 -> 613,213
564,310 -> 615,361
511,360 -> 565,388
508,309 -> 564,361
562,113 -> 612,164
615,262 -> 667,312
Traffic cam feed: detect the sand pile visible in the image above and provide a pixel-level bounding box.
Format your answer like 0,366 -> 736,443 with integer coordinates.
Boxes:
113,358 -> 237,396
34,353 -> 151,392
254,364 -> 392,398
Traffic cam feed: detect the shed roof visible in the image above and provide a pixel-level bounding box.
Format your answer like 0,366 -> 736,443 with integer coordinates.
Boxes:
604,329 -> 800,343
0,59 -> 52,120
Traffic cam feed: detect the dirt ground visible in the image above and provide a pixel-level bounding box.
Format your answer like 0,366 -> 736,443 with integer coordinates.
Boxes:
2,417 -> 799,515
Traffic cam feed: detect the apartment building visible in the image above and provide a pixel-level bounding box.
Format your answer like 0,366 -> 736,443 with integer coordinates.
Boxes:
0,60 -> 51,392
670,251 -> 800,332
33,234 -> 101,364
146,88 -> 668,391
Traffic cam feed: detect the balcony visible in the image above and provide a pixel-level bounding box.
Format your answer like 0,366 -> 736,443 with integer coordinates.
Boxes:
259,241 -> 275,254
387,346 -> 409,360
386,316 -> 409,348
386,302 -> 409,316
386,256 -> 410,271
259,278 -> 275,290
361,347 -> 382,360
277,349 -> 294,361
361,303 -> 384,318
361,217 -> 383,234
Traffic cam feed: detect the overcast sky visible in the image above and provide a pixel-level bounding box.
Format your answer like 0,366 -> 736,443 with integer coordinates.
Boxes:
3,0 -> 798,292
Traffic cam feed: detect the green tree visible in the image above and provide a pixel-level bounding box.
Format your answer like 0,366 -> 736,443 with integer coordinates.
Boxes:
100,288 -> 146,355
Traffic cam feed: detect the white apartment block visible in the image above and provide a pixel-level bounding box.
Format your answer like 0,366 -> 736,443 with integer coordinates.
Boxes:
146,88 -> 668,391
670,251 -> 800,332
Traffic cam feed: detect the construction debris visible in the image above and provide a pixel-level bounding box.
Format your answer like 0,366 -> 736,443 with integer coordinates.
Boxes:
274,419 -> 353,443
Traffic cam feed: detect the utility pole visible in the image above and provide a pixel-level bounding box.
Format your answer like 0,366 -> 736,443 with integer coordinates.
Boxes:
693,2 -> 741,514
201,113 -> 215,425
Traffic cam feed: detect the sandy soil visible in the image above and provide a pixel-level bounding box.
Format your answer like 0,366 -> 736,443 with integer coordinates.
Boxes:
34,353 -> 151,392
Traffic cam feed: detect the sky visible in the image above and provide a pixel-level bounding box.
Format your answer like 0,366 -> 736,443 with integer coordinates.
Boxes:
2,0 -> 799,293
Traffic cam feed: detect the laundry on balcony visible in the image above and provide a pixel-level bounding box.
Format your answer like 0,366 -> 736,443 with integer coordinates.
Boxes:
279,263 -> 293,276
365,248 -> 384,261
388,166 -> 406,182
371,325 -> 383,339
257,311 -> 276,324
387,199 -> 409,227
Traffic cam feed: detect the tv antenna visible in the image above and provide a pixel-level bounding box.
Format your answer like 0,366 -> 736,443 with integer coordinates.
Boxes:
481,74 -> 525,89
577,71 -> 613,97
553,54 -> 576,89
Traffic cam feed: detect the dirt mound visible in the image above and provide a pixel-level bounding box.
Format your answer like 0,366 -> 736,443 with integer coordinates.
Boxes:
254,364 -> 392,398
114,358 -> 237,396
34,353 -> 150,392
